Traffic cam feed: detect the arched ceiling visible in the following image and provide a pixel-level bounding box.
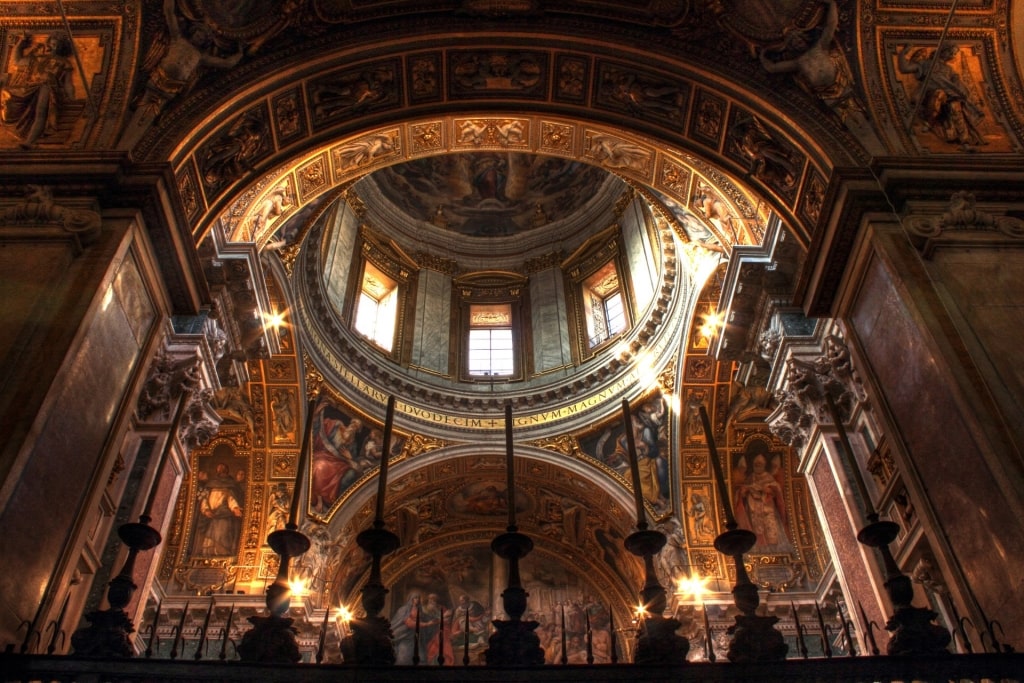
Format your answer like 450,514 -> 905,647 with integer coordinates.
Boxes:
365,153 -> 616,241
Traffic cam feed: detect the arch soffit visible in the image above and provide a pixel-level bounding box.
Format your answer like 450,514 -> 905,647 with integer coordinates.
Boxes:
316,445 -> 644,602
313,443 -> 641,534
156,35 -> 861,252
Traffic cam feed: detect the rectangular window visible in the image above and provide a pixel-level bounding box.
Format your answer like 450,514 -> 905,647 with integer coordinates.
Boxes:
584,261 -> 626,348
354,262 -> 397,352
468,303 -> 514,376
604,290 -> 626,336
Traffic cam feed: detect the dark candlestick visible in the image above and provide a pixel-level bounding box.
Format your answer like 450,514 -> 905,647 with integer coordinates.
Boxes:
700,403 -> 786,663
703,604 -> 716,662
238,392 -> 316,664
560,603 -> 568,664
698,405 -> 735,525
609,607 -> 618,663
484,406 -> 544,667
463,600 -> 471,665
289,398 -> 317,526
375,396 -> 396,526
505,402 -> 516,529
316,607 -> 330,663
621,399 -> 647,529
585,608 -> 594,664
437,604 -> 446,665
413,606 -> 421,665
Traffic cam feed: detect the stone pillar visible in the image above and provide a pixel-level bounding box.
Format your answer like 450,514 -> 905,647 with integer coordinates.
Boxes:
767,328 -> 892,653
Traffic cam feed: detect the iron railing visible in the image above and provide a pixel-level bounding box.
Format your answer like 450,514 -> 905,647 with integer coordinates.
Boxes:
2,651 -> 1022,683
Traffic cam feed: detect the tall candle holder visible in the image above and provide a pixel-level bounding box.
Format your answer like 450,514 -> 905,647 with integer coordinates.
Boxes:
621,399 -> 689,664
699,405 -> 787,663
484,403 -> 545,666
340,396 -> 401,666
71,391 -> 190,657
238,395 -> 317,663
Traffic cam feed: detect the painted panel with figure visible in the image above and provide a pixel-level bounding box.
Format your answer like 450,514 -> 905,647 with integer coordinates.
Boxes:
731,438 -> 793,555
386,547 -> 618,665
578,392 -> 671,516
189,443 -> 247,559
0,30 -> 108,149
308,398 -> 406,516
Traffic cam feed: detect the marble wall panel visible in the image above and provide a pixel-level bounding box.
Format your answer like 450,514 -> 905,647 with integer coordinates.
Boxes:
530,268 -> 570,374
621,198 -> 657,312
850,241 -> 1024,643
931,249 -> 1024,436
411,268 -> 452,375
0,229 -> 150,644
323,202 -> 359,314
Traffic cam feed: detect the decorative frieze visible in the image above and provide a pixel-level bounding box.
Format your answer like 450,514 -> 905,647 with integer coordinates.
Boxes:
0,185 -> 101,249
904,191 -> 1024,257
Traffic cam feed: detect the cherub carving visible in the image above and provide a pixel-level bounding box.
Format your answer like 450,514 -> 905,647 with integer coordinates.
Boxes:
726,380 -> 774,425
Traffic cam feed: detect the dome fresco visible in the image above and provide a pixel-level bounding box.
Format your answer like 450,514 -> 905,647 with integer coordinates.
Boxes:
368,153 -> 613,237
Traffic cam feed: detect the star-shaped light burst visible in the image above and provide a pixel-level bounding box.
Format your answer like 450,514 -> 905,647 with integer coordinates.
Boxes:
675,573 -> 712,602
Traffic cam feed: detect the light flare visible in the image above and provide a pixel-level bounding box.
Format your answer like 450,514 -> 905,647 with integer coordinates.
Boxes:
288,578 -> 308,596
337,604 -> 353,624
698,310 -> 724,340
263,309 -> 287,331
675,573 -> 712,601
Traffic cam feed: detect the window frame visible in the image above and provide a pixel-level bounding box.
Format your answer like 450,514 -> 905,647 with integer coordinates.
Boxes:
564,227 -> 635,362
354,261 -> 399,352
581,260 -> 627,349
346,231 -> 415,364
454,272 -> 528,383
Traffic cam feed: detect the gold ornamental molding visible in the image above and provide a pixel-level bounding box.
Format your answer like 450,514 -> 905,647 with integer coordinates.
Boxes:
207,115 -> 766,255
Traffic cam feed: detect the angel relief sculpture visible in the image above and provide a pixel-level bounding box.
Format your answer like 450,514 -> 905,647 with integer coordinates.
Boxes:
732,442 -> 794,555
0,33 -> 77,148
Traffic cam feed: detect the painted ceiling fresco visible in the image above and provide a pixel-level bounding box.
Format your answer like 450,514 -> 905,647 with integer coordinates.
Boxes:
366,153 -> 612,237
